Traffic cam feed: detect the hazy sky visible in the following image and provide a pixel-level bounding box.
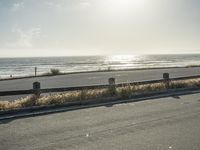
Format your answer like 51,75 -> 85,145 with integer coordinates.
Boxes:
0,0 -> 200,57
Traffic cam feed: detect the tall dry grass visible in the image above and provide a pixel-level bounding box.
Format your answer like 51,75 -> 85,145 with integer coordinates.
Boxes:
1,78 -> 200,111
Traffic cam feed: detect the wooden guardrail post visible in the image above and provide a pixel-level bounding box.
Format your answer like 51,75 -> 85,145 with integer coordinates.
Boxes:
163,73 -> 170,88
33,81 -> 41,97
108,77 -> 116,95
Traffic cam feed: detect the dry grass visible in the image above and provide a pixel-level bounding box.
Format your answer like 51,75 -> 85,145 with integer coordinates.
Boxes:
0,95 -> 38,111
1,78 -> 200,111
36,89 -> 111,106
117,82 -> 166,99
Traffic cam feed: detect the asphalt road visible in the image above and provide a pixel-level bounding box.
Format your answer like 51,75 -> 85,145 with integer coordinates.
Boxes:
0,92 -> 200,150
0,67 -> 200,101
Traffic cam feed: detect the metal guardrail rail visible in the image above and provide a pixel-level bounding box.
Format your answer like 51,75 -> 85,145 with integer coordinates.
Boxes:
0,74 -> 200,96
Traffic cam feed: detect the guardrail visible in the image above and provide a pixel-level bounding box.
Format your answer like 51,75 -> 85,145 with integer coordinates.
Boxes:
0,73 -> 200,97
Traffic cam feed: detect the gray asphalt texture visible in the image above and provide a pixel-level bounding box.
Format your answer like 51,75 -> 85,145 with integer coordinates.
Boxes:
0,92 -> 200,150
0,67 -> 200,100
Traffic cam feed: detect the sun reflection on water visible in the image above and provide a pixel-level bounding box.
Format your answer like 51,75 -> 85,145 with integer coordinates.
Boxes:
104,55 -> 145,70
106,55 -> 141,63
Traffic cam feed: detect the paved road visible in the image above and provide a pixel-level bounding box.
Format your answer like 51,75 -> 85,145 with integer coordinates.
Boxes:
0,92 -> 200,150
0,67 -> 200,100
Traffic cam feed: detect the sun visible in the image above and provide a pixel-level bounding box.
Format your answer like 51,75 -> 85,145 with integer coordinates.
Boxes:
105,0 -> 147,14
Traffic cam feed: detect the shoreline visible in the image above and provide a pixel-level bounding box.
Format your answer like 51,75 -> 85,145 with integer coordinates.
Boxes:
0,65 -> 200,81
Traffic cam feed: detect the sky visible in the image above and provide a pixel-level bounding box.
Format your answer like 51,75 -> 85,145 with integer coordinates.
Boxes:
0,0 -> 200,57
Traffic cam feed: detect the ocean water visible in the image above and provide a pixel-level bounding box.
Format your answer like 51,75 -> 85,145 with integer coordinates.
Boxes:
0,54 -> 200,78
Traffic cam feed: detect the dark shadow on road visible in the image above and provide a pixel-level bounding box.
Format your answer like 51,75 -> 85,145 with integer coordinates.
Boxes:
172,96 -> 181,99
0,119 -> 13,124
104,103 -> 114,107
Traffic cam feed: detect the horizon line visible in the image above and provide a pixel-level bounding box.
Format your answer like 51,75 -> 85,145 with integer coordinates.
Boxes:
1,53 -> 200,58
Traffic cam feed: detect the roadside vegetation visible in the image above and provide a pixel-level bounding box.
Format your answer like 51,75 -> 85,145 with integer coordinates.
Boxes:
43,68 -> 63,76
186,64 -> 200,67
1,78 -> 200,111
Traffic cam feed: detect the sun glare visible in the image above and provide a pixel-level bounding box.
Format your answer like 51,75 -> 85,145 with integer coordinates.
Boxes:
107,55 -> 139,63
105,0 -> 147,14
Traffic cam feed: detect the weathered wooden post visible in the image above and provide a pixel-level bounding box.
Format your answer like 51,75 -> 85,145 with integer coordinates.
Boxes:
33,81 -> 41,98
163,73 -> 170,88
34,67 -> 37,77
108,77 -> 116,95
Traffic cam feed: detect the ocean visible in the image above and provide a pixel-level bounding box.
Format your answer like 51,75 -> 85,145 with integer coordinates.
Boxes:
0,54 -> 200,78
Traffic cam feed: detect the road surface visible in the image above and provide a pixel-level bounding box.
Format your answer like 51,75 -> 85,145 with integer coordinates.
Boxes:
0,92 -> 200,150
0,67 -> 200,100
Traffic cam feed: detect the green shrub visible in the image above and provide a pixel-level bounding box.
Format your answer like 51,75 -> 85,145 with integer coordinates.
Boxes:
50,68 -> 61,75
